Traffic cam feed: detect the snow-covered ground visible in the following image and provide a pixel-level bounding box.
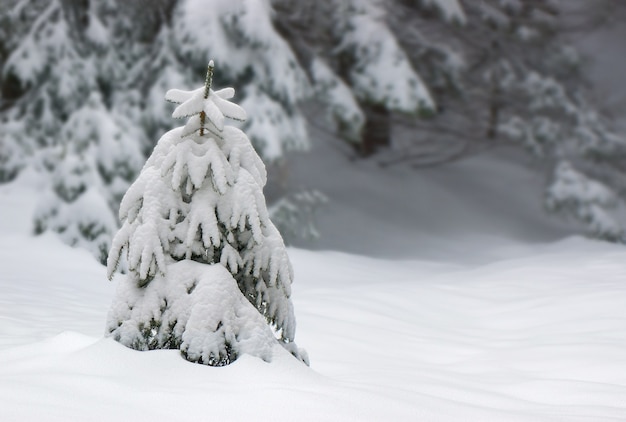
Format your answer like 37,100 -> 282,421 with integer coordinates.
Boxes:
2,149 -> 626,421
287,125 -> 581,262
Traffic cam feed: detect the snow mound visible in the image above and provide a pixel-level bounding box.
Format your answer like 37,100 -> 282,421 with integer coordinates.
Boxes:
107,261 -> 277,365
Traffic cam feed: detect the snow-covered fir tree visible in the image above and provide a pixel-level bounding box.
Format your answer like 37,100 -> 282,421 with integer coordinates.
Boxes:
0,0 -> 144,262
33,92 -> 143,263
274,0 -> 436,156
1,0 -> 96,181
106,62 -> 308,366
545,161 -> 622,241
274,0 -> 467,159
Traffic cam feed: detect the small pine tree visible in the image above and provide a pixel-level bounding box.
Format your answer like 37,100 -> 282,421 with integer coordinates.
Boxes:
106,61 -> 308,366
545,161 -> 623,241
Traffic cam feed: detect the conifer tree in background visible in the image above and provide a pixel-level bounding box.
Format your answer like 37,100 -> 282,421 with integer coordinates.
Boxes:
33,93 -> 143,263
275,0 -> 435,157
332,0 -> 435,157
0,0 -> 144,262
106,62 -> 308,366
1,0 -> 95,181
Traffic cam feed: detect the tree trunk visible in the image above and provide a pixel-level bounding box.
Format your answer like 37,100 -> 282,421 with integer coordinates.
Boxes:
60,0 -> 90,36
486,95 -> 500,140
359,103 -> 391,157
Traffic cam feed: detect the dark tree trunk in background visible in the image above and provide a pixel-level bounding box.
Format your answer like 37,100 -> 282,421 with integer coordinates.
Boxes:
60,0 -> 90,36
359,103 -> 391,157
486,70 -> 501,141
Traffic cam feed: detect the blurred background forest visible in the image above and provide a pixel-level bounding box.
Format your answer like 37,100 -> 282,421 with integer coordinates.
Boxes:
1,0 -> 626,263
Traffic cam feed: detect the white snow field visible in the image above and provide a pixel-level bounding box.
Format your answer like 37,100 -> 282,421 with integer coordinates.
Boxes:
2,151 -> 626,421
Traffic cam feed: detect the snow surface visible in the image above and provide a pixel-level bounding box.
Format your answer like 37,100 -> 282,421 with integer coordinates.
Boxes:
286,125 -> 580,263
2,152 -> 626,420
